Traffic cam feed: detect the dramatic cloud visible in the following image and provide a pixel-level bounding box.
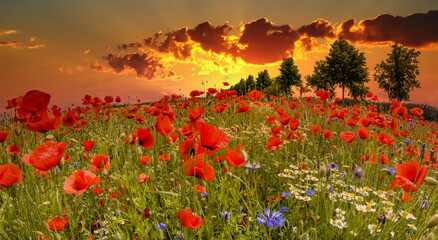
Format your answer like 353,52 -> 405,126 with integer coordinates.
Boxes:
104,52 -> 165,79
298,19 -> 336,38
238,18 -> 300,64
339,10 -> 438,48
96,11 -> 437,79
0,41 -> 20,47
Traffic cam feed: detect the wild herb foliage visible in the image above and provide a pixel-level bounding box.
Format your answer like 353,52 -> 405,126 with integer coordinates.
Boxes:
0,88 -> 437,240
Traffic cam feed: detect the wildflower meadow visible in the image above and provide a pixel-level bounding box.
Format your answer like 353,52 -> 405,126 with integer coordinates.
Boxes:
1,87 -> 438,239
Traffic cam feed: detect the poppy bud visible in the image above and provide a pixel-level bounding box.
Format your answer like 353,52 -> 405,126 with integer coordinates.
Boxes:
427,232 -> 435,240
35,231 -> 44,236
55,233 -> 61,240
241,149 -> 248,162
102,169 -> 108,175
44,222 -> 50,231
128,135 -> 133,143
424,177 -> 438,186
42,201 -> 50,206
46,134 -> 54,140
120,132 -> 126,138
427,214 -> 438,228
136,147 -> 143,155
319,165 -> 327,177
70,138 -> 78,143
299,232 -> 309,240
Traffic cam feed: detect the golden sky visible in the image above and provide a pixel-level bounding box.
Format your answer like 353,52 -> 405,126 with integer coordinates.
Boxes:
1,0 -> 438,111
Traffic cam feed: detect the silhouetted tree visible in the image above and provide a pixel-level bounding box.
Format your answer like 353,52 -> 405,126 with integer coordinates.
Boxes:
374,43 -> 421,101
278,57 -> 301,94
245,74 -> 256,92
256,70 -> 272,90
311,39 -> 369,101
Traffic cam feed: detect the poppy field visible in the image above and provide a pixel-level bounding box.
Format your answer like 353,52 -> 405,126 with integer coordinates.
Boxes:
1,87 -> 438,239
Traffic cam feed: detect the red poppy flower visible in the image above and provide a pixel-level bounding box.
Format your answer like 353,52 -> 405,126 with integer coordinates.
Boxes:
93,187 -> 102,195
226,145 -> 247,167
8,145 -> 20,156
379,154 -> 391,164
26,112 -> 62,133
322,130 -> 333,139
138,173 -> 150,183
47,216 -> 68,231
378,132 -> 395,147
311,124 -> 322,133
410,107 -> 423,117
266,136 -> 283,151
29,141 -> 66,171
137,128 -> 154,148
179,137 -> 206,160
159,154 -> 171,161
115,96 -> 121,103
104,96 -> 114,103
197,122 -> 230,154
235,104 -> 250,113
176,209 -> 204,229
17,90 -> 51,114
357,127 -> 370,139
187,106 -> 206,122
389,161 -> 428,193
0,131 -> 7,142
0,164 -> 22,187
246,90 -> 265,101
140,156 -> 150,164
266,114 -> 276,124
340,131 -> 355,143
346,119 -> 357,126
195,185 -> 207,193
223,82 -> 230,86
64,170 -> 100,201
155,115 -> 174,137
316,90 -> 331,100
82,141 -> 95,151
290,119 -> 300,130
279,116 -> 291,126
90,154 -> 111,172
184,156 -> 215,181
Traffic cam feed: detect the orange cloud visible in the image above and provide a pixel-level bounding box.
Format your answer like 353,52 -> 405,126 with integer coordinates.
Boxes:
339,10 -> 438,48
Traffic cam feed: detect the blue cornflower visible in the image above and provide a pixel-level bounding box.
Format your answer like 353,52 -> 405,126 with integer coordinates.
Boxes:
306,189 -> 315,196
328,162 -> 339,171
257,209 -> 285,228
200,192 -> 208,197
404,140 -> 412,145
281,192 -> 291,199
72,162 -> 81,167
245,161 -> 261,170
158,223 -> 166,231
280,206 -> 288,213
385,167 -> 396,175
220,211 -> 231,221
173,232 -> 184,240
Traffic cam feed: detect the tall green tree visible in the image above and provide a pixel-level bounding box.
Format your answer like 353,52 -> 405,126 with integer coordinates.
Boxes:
256,70 -> 272,90
245,74 -> 256,92
278,57 -> 301,93
374,43 -> 421,101
306,60 -> 336,96
309,39 -> 369,101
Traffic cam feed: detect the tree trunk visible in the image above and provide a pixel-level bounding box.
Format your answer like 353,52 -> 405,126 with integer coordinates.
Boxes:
342,83 -> 345,107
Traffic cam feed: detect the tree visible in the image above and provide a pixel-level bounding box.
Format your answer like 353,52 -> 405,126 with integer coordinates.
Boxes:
278,57 -> 301,93
245,74 -> 256,92
374,43 -> 421,101
306,60 -> 336,96
256,70 -> 272,90
310,39 -> 369,101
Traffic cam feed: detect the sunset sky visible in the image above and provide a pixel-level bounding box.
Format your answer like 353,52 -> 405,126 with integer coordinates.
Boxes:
1,0 -> 438,111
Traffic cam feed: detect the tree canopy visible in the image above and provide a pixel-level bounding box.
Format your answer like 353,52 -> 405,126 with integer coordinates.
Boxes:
278,57 -> 301,93
307,38 -> 369,101
374,43 -> 421,101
